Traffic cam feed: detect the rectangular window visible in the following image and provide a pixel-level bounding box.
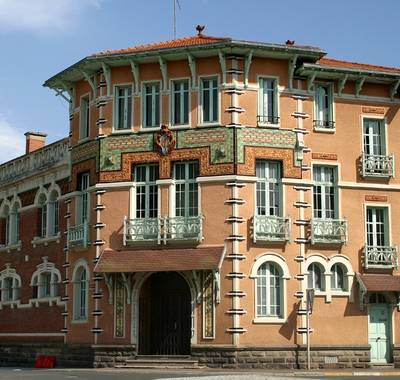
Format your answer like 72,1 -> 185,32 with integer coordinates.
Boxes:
201,77 -> 218,124
80,96 -> 90,139
40,205 -> 47,238
172,80 -> 189,126
363,118 -> 385,156
258,78 -> 278,124
256,161 -> 281,216
366,207 -> 389,248
115,86 -> 132,130
314,84 -> 334,129
77,172 -> 90,224
42,273 -> 52,298
3,278 -> 13,302
313,166 -> 337,219
143,83 -> 160,128
135,164 -> 159,219
174,162 -> 199,217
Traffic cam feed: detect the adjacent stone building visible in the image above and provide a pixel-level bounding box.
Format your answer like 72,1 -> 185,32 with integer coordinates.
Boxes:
1,30 -> 400,369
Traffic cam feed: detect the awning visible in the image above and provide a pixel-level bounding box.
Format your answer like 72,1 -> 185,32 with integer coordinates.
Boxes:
94,245 -> 226,273
356,273 -> 400,292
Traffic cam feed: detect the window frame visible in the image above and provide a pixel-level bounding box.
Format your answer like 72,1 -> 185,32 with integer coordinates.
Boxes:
170,78 -> 190,128
257,76 -> 279,127
133,164 -> 159,219
141,81 -> 162,130
307,262 -> 325,291
113,84 -> 133,132
79,94 -> 90,140
362,116 -> 387,156
77,172 -> 90,225
365,205 -> 390,248
199,75 -> 220,126
72,261 -> 89,322
314,83 -> 334,131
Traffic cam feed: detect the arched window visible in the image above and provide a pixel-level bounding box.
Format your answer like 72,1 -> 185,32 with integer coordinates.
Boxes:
48,190 -> 60,236
9,202 -> 20,245
31,259 -> 61,299
308,263 -> 325,291
73,263 -> 89,321
256,262 -> 282,318
0,266 -> 21,302
38,193 -> 47,238
331,263 -> 347,291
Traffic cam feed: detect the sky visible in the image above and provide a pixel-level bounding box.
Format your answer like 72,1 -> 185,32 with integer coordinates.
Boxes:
0,0 -> 399,163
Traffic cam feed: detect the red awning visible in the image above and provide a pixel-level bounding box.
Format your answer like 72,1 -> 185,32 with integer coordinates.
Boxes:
357,273 -> 400,292
94,245 -> 225,273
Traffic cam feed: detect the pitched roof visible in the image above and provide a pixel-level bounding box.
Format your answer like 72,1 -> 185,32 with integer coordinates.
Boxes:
93,35 -> 230,57
317,57 -> 400,74
357,273 -> 400,292
94,245 -> 225,273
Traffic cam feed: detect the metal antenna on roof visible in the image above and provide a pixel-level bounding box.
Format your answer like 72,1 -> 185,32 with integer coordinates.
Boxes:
173,0 -> 181,39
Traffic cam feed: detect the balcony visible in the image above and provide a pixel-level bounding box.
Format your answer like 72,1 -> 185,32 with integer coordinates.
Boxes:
361,153 -> 394,178
257,115 -> 280,126
124,215 -> 203,245
313,120 -> 335,129
67,222 -> 89,248
252,215 -> 290,243
310,218 -> 348,245
364,245 -> 398,269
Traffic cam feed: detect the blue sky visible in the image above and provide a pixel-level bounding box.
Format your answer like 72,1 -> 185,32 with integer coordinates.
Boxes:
0,0 -> 399,163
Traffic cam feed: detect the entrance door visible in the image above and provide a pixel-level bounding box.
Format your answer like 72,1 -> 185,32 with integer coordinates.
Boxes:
369,293 -> 392,363
139,272 -> 191,355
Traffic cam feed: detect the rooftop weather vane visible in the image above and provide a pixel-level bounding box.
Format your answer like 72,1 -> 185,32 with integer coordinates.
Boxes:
196,24 -> 205,36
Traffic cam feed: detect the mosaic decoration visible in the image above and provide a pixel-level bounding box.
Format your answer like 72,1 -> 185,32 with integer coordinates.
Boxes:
203,271 -> 214,339
114,274 -> 125,338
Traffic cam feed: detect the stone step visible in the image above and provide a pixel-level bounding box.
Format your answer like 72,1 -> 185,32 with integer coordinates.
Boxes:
117,356 -> 200,369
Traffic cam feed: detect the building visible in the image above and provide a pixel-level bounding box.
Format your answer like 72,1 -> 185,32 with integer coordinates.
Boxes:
1,29 -> 400,369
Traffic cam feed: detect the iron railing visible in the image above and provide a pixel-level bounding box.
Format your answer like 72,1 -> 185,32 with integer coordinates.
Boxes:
361,153 -> 394,178
364,245 -> 398,269
311,218 -> 348,245
252,215 -> 290,243
67,221 -> 89,248
123,215 -> 203,245
257,115 -> 280,125
313,120 -> 335,129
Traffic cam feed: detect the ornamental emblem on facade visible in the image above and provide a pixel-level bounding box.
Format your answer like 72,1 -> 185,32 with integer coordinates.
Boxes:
155,124 -> 176,156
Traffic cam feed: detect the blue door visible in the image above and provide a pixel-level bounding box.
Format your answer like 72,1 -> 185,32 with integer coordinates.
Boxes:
369,300 -> 392,363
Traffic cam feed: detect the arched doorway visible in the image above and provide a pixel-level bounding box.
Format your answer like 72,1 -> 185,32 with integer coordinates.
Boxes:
138,272 -> 191,355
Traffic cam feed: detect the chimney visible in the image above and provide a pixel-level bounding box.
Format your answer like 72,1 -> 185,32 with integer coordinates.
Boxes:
24,132 -> 47,154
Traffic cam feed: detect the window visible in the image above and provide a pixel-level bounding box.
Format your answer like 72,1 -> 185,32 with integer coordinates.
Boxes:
74,265 -> 88,321
77,172 -> 90,224
80,96 -> 90,139
256,161 -> 281,216
256,262 -> 282,317
314,84 -> 334,129
38,194 -> 47,238
313,166 -> 337,219
201,77 -> 218,124
2,277 -> 13,302
331,263 -> 347,291
308,263 -> 324,291
143,83 -> 160,128
174,162 -> 199,217
48,190 -> 59,236
363,118 -> 385,156
31,262 -> 61,300
8,202 -> 20,246
172,80 -> 189,126
135,165 -> 159,219
0,205 -> 10,246
258,78 -> 278,125
115,86 -> 132,130
366,207 -> 388,248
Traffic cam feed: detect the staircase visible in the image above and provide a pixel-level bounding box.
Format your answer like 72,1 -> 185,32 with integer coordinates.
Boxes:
116,355 -> 201,369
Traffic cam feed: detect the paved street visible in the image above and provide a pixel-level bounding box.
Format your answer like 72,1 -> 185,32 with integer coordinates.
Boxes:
0,368 -> 399,380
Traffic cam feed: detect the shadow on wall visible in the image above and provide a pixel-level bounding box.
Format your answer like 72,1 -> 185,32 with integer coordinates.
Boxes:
279,302 -> 298,342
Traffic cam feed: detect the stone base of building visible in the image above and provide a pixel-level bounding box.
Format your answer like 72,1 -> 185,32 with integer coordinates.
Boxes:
191,345 -> 371,369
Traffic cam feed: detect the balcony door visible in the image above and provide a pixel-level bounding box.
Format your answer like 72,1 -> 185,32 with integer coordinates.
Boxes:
139,272 -> 191,356
364,119 -> 385,156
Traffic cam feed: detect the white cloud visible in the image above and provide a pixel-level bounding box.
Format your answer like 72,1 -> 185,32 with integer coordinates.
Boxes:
0,116 -> 25,164
0,0 -> 101,33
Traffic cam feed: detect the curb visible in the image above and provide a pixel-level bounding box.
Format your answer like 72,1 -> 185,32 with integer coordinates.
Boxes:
296,371 -> 400,377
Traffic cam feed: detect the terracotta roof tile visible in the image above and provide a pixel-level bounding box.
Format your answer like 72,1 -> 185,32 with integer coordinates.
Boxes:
317,57 -> 400,74
93,35 -> 230,57
94,245 -> 225,273
357,273 -> 400,292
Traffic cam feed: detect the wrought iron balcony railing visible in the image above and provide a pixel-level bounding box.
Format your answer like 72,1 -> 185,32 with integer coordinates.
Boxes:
310,218 -> 348,245
361,153 -> 394,178
313,119 -> 335,129
67,221 -> 89,248
364,245 -> 398,269
257,115 -> 280,125
123,215 -> 203,245
252,215 -> 290,243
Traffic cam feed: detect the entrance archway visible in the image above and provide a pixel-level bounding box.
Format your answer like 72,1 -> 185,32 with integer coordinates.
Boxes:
138,272 -> 191,355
